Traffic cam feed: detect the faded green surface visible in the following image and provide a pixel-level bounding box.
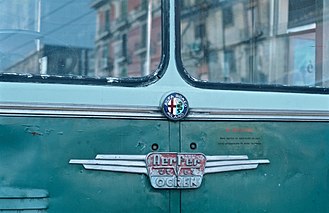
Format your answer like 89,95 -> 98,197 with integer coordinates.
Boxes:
0,117 -> 328,212
0,117 -> 170,212
180,122 -> 329,213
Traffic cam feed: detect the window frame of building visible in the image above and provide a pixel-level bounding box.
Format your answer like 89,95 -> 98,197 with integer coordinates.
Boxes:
105,9 -> 110,32
222,5 -> 234,27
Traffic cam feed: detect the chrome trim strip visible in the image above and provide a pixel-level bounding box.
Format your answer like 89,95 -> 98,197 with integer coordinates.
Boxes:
0,102 -> 328,121
0,102 -> 164,120
187,108 -> 329,121
83,165 -> 148,174
205,159 -> 270,167
69,153 -> 269,178
206,155 -> 249,161
95,154 -> 146,160
204,155 -> 269,174
204,164 -> 259,174
69,155 -> 148,174
69,159 -> 146,167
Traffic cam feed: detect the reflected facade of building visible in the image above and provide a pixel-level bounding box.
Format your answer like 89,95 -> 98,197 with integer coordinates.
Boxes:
180,0 -> 328,87
1,0 -> 328,87
4,44 -> 93,76
0,0 -> 96,77
1,0 -> 161,78
91,0 -> 162,77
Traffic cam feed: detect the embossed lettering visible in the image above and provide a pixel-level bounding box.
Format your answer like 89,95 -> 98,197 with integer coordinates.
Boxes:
152,176 -> 202,188
147,153 -> 206,189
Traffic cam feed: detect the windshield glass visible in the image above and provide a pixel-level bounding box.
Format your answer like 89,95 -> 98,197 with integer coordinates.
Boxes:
180,0 -> 329,89
0,0 -> 161,79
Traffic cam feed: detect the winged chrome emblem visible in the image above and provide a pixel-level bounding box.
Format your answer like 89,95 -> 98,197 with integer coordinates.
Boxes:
69,152 -> 269,189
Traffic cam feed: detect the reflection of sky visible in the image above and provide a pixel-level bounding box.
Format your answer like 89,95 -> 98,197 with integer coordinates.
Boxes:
0,0 -> 96,70
0,0 -> 96,47
41,0 -> 96,48
0,0 -> 36,30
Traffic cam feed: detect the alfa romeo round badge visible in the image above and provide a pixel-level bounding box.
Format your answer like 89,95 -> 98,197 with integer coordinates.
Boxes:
162,92 -> 189,121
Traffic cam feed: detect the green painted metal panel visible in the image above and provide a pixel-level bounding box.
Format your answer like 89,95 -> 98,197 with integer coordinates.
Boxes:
1,116 -> 328,212
0,117 -> 170,212
168,122 -> 181,213
0,187 -> 48,211
180,121 -> 329,213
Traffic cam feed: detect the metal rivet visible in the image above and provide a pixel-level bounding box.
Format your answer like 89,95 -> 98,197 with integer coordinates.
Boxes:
190,142 -> 197,150
151,143 -> 159,151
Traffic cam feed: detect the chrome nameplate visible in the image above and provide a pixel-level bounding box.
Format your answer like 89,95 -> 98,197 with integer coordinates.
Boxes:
146,153 -> 206,189
69,152 -> 269,189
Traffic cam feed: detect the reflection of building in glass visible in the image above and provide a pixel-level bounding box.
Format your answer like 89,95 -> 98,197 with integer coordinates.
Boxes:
0,0 -> 96,77
91,0 -> 161,77
181,0 -> 323,86
5,44 -> 93,76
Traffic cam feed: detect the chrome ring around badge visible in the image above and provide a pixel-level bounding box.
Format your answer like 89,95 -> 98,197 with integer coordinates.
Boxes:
162,92 -> 189,121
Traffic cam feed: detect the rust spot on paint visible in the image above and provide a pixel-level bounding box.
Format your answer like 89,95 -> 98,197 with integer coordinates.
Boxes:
31,131 -> 43,136
24,125 -> 43,136
136,141 -> 146,151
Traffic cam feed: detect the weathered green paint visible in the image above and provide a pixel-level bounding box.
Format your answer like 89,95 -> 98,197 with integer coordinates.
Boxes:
168,122 -> 181,213
180,121 -> 329,213
1,117 -> 328,212
0,117 -> 170,212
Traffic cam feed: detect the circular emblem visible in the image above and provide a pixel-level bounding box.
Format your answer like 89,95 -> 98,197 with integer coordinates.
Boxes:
162,92 -> 189,121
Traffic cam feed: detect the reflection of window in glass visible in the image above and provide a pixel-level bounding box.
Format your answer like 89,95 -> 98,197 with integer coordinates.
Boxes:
140,53 -> 146,75
224,49 -> 236,74
105,10 -> 110,31
141,23 -> 147,49
102,45 -> 110,71
120,64 -> 127,77
181,0 -> 186,8
289,33 -> 316,86
180,0 -> 329,89
122,34 -> 127,59
0,0 -> 162,81
121,0 -> 128,19
195,23 -> 206,40
141,0 -> 148,10
98,10 -> 105,34
181,0 -> 191,9
223,6 -> 234,27
288,0 -> 316,29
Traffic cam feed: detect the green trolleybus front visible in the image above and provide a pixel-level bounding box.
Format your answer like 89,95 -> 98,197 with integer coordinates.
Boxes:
0,0 -> 328,212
